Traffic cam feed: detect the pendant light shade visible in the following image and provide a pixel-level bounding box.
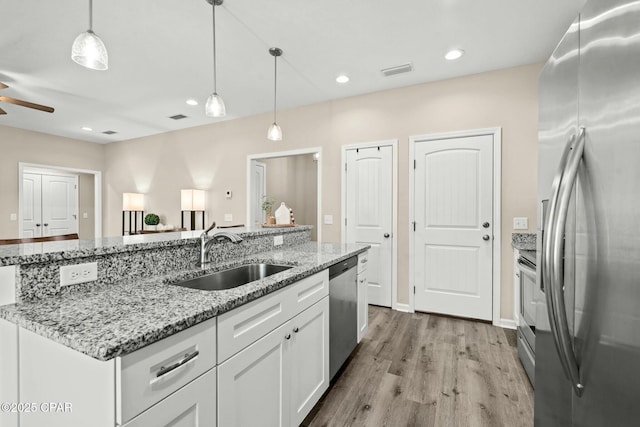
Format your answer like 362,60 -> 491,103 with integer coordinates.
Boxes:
267,47 -> 283,141
205,0 -> 226,118
267,122 -> 283,141
71,0 -> 108,71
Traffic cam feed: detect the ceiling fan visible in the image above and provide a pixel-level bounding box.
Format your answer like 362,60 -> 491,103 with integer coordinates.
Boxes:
0,82 -> 55,115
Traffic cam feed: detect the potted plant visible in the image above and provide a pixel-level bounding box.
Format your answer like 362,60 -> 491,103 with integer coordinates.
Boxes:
144,213 -> 160,231
261,196 -> 276,225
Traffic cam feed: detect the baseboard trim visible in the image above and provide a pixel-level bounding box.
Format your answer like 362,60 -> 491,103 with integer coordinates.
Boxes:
394,303 -> 413,313
496,318 -> 517,330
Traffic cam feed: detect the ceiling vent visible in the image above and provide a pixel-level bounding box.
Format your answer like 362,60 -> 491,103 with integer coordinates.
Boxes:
102,130 -> 117,135
169,114 -> 188,120
381,63 -> 413,77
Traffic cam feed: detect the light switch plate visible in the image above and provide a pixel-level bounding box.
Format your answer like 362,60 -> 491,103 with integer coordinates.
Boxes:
83,212 -> 88,219
513,217 -> 528,230
9,213 -> 17,221
324,215 -> 333,225
274,235 -> 283,246
224,214 -> 233,222
60,262 -> 98,287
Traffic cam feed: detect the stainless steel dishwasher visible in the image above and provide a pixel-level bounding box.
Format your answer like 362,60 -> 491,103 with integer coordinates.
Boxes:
329,255 -> 358,380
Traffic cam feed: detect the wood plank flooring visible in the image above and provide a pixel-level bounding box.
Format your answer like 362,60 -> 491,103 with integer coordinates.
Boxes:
302,306 -> 534,427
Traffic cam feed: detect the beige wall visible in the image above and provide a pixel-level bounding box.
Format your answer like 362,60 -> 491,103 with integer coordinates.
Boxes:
262,155 -> 318,240
103,62 -> 541,320
0,126 -> 104,239
78,173 -> 95,239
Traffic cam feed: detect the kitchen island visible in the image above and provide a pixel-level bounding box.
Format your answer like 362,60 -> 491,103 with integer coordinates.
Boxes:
0,227 -> 369,427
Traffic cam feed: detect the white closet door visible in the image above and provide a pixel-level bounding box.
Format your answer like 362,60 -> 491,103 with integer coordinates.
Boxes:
413,134 -> 494,320
41,174 -> 78,236
22,173 -> 42,238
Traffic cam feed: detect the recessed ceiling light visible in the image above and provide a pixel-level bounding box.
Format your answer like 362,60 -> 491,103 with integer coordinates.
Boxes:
81,126 -> 93,131
445,49 -> 465,61
186,99 -> 198,106
336,75 -> 350,84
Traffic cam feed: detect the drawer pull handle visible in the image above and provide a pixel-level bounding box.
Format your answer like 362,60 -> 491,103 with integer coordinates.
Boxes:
360,258 -> 368,263
359,278 -> 365,283
157,350 -> 199,378
285,333 -> 291,340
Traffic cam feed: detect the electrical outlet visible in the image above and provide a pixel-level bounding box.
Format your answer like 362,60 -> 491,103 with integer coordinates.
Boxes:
513,217 -> 529,230
83,212 -> 88,219
274,235 -> 283,246
60,262 -> 98,287
10,213 -> 17,221
224,214 -> 233,222
324,215 -> 333,225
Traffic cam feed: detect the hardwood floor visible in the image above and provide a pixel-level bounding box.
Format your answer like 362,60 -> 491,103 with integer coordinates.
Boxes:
303,306 -> 534,427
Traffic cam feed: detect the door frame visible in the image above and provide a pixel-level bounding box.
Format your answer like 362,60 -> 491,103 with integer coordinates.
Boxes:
409,128 -> 502,326
18,162 -> 103,239
246,147 -> 322,242
340,140 -> 399,310
251,161 -> 267,225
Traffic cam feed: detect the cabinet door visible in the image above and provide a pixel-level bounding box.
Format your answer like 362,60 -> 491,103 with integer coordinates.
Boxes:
124,368 -> 216,427
357,272 -> 368,342
289,297 -> 329,426
218,321 -> 291,427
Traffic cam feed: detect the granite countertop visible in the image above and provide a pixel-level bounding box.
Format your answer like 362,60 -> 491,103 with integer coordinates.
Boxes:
0,225 -> 313,266
512,232 -> 536,251
0,241 -> 367,361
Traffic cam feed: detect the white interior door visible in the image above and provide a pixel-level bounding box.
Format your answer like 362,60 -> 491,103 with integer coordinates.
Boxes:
251,161 -> 267,225
41,174 -> 78,237
345,146 -> 393,307
413,134 -> 493,320
22,173 -> 42,238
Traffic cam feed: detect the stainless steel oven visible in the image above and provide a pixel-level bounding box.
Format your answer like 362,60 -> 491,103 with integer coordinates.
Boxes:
517,250 -> 540,385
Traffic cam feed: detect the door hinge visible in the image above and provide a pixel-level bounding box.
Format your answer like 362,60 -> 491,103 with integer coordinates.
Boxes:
345,218 -> 347,226
345,163 -> 347,172
412,221 -> 416,231
414,159 -> 416,169
413,286 -> 416,294
75,184 -> 77,189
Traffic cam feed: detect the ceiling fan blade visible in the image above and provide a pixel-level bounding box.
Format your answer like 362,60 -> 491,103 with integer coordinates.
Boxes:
0,96 -> 54,113
0,82 -> 7,90
0,107 -> 6,115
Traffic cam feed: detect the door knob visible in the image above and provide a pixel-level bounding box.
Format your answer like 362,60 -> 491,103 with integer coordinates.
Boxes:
293,327 -> 299,333
43,223 -> 49,227
482,235 -> 491,241
384,233 -> 390,238
285,333 -> 291,340
36,224 -> 41,227
483,222 -> 490,228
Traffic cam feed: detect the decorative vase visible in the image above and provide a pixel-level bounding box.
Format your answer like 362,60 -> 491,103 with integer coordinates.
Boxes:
275,202 -> 290,225
267,216 -> 276,225
146,224 -> 157,231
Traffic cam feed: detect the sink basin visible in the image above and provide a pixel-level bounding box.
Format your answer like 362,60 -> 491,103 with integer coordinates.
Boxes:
173,263 -> 292,291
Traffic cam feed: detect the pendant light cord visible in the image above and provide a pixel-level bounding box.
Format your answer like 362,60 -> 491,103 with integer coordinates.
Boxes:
212,3 -> 217,93
89,0 -> 93,30
273,54 -> 277,122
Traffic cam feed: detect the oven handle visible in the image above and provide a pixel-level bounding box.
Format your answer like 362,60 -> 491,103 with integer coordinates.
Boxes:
517,258 -> 537,276
542,127 -> 585,397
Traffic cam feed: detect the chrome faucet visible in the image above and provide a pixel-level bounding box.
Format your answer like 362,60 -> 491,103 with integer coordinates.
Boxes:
199,221 -> 243,265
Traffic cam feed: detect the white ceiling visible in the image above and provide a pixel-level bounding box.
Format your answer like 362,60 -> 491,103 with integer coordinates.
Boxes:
0,0 -> 585,144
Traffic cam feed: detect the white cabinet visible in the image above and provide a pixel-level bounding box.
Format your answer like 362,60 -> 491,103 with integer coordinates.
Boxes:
124,368 -> 216,427
218,297 -> 329,427
357,251 -> 369,342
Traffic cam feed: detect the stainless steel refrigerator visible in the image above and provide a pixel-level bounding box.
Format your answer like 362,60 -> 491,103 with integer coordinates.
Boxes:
535,0 -> 640,425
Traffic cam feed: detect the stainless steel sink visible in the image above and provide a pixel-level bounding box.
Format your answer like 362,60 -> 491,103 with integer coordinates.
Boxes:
173,263 -> 292,291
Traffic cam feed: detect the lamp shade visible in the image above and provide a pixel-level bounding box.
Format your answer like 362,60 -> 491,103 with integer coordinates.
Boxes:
267,122 -> 283,141
123,193 -> 144,211
181,189 -> 205,211
205,92 -> 226,117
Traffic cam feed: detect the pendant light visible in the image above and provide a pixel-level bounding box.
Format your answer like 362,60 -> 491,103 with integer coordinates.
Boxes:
205,0 -> 226,117
267,47 -> 283,141
71,0 -> 109,71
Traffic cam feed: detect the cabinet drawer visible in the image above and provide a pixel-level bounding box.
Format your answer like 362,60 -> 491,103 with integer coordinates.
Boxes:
357,252 -> 369,274
289,270 -> 329,317
217,270 -> 328,363
116,318 -> 217,425
123,368 -> 216,427
217,285 -> 290,363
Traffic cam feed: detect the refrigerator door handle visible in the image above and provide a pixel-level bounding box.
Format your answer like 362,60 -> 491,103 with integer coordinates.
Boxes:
543,127 -> 586,397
